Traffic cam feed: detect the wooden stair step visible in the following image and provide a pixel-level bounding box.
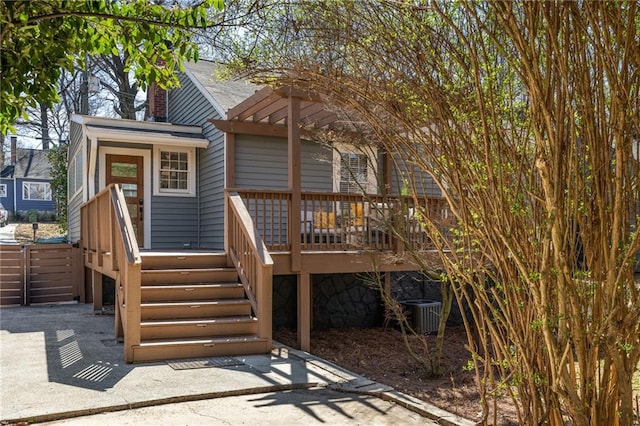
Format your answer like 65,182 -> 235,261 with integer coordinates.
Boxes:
141,300 -> 250,308
140,316 -> 256,327
141,268 -> 238,284
142,282 -> 242,288
140,316 -> 258,340
140,299 -> 252,320
132,335 -> 270,362
141,252 -> 228,270
141,283 -> 244,302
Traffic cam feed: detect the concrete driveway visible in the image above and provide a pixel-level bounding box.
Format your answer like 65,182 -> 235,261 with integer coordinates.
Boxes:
0,304 -> 472,426
0,223 -> 17,244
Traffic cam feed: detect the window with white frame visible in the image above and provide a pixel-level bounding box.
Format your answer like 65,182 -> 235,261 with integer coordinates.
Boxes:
0,184 -> 6,198
154,146 -> 195,196
23,182 -> 52,201
339,152 -> 369,193
68,148 -> 84,198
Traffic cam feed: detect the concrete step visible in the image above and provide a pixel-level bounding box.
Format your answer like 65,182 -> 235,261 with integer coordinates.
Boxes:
141,268 -> 238,285
141,283 -> 245,302
140,316 -> 258,340
140,299 -> 252,320
132,335 -> 270,363
140,252 -> 228,270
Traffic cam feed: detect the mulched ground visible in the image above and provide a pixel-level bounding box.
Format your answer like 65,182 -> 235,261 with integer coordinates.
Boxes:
274,325 -> 518,424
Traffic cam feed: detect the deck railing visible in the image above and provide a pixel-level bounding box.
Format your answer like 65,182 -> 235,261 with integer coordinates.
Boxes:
233,189 -> 452,252
225,192 -> 273,345
81,184 -> 141,362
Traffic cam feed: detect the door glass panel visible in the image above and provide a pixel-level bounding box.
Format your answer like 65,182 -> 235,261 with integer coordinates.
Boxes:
121,183 -> 138,197
127,204 -> 138,219
111,162 -> 137,178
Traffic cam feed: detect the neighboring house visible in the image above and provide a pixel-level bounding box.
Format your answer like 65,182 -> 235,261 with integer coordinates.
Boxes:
68,60 -> 449,363
0,145 -> 55,221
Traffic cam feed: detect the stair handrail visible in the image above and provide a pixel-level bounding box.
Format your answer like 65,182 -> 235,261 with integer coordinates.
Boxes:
226,191 -> 273,345
81,184 -> 141,362
109,184 -> 142,362
109,184 -> 141,265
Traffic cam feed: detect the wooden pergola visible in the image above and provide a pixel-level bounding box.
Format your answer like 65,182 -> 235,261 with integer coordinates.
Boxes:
210,86 -> 396,350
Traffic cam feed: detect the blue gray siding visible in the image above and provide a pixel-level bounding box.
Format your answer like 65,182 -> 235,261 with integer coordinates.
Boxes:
198,123 -> 225,249
0,179 -> 14,211
67,121 -> 86,243
235,135 -> 333,191
392,157 -> 441,197
169,72 -> 225,249
151,196 -> 199,248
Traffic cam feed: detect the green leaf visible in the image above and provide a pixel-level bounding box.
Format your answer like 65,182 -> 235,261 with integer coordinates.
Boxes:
1,0 -> 220,126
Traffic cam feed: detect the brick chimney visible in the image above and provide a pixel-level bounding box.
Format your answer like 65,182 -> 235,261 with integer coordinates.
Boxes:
148,82 -> 167,122
147,58 -> 167,122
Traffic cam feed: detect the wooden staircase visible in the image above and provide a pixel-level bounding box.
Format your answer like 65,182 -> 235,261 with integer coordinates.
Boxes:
84,186 -> 273,364
130,252 -> 270,363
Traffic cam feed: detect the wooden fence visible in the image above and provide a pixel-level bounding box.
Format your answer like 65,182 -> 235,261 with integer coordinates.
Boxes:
0,244 -> 84,306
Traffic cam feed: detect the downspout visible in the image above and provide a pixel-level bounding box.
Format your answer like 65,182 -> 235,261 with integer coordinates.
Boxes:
88,136 -> 98,199
197,148 -> 200,248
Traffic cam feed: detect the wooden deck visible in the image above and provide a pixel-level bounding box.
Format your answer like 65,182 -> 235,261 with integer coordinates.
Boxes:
80,185 -> 451,361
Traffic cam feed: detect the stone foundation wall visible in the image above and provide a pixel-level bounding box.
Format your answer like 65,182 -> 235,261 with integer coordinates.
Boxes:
312,273 -> 382,328
272,271 -> 465,330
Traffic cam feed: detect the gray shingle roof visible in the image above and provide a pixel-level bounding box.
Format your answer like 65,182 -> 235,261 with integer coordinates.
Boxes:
182,60 -> 262,116
5,149 -> 51,180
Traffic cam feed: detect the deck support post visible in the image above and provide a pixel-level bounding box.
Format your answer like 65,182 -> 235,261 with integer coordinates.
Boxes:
114,288 -> 123,342
92,269 -> 103,313
123,264 -> 141,363
297,272 -> 312,352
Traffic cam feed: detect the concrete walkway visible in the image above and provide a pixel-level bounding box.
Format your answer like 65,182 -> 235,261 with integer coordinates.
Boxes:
0,304 -> 472,426
0,223 -> 17,244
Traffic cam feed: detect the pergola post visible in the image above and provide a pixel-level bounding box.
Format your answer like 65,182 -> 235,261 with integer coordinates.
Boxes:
288,95 -> 302,272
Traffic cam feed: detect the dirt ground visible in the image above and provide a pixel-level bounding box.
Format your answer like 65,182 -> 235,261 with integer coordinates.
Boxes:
274,326 -> 519,425
275,326 -> 640,425
14,222 -> 65,244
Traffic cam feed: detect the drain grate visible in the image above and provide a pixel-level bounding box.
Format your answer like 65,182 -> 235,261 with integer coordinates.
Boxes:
166,357 -> 245,370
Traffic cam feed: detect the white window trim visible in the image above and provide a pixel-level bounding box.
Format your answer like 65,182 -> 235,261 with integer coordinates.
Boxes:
0,183 -> 6,198
22,181 -> 52,201
153,146 -> 196,197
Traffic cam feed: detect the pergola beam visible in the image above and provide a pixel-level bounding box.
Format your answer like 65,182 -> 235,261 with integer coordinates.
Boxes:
210,119 -> 288,137
236,92 -> 283,121
226,87 -> 273,120
252,99 -> 288,123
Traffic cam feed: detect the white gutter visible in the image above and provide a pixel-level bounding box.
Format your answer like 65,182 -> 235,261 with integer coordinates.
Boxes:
71,114 -> 203,136
84,126 -> 209,148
